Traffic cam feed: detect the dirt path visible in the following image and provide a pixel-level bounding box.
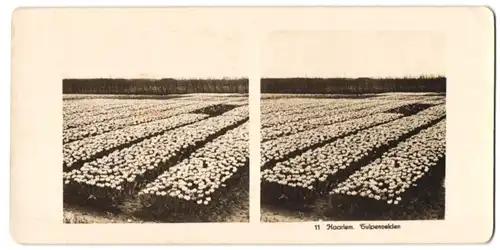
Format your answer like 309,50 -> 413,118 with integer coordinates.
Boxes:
261,183 -> 445,223
261,198 -> 330,222
64,172 -> 249,223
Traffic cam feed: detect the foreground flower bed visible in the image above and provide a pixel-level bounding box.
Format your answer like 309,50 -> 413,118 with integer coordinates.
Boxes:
330,119 -> 446,205
137,122 -> 249,214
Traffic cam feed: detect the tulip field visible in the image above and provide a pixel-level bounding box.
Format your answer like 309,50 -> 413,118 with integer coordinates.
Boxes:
260,93 -> 446,222
63,94 -> 249,223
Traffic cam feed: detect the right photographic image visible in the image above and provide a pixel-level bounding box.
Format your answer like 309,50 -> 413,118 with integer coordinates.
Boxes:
260,31 -> 446,222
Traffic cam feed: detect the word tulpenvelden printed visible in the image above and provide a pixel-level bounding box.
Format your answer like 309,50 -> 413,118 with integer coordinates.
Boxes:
360,223 -> 401,230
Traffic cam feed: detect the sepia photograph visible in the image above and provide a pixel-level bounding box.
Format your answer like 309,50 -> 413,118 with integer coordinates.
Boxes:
62,79 -> 249,223
260,31 -> 446,222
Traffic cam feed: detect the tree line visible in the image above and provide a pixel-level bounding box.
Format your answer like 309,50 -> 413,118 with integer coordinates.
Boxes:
261,77 -> 446,94
63,78 -> 249,94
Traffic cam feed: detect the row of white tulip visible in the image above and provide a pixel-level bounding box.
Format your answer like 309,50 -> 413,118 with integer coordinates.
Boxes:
63,101 -> 223,143
62,94 -> 172,101
261,93 -> 375,101
224,99 -> 249,106
330,119 -> 446,205
260,112 -> 404,168
63,113 -> 209,169
64,100 -> 195,129
261,99 -> 386,127
373,94 -> 444,101
218,105 -> 249,118
261,100 -> 417,141
419,100 -> 446,105
260,98 -> 337,115
63,100 -> 135,117
139,122 -> 249,205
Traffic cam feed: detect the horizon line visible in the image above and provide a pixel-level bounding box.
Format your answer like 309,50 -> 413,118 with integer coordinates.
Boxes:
63,77 -> 249,80
262,76 -> 445,79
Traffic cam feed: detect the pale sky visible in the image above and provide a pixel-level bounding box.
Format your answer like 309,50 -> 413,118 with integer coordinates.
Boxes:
60,10 -> 246,79
56,10 -> 443,79
262,31 -> 445,78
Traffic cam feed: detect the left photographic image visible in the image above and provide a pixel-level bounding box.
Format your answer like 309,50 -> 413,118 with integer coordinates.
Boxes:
62,79 -> 249,223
